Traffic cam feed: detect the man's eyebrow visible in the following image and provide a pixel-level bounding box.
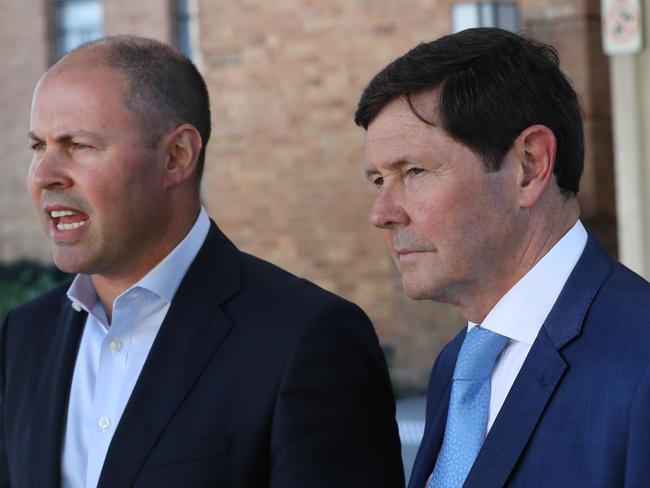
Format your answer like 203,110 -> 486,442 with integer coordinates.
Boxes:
28,130 -> 96,142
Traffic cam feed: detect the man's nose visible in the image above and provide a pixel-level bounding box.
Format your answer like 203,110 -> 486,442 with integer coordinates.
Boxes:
370,187 -> 410,229
28,150 -> 72,191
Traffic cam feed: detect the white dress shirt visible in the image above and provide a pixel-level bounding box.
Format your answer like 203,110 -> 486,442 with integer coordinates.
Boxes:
471,220 -> 588,433
61,207 -> 210,488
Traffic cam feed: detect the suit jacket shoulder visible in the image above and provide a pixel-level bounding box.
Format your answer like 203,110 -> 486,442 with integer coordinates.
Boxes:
410,233 -> 650,488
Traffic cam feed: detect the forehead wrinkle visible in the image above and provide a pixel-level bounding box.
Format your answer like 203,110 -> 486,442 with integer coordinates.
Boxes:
41,54 -> 131,108
54,130 -> 96,140
370,101 -> 441,142
32,68 -> 143,140
28,127 -> 97,142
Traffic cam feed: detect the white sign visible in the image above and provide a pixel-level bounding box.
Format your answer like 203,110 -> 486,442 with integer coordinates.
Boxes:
602,0 -> 643,55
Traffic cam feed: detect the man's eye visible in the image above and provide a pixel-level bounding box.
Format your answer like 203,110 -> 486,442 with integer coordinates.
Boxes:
70,142 -> 91,150
372,176 -> 384,187
30,142 -> 44,151
406,167 -> 424,177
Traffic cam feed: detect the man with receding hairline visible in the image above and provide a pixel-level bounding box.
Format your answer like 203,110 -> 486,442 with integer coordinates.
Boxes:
356,28 -> 650,487
0,36 -> 404,487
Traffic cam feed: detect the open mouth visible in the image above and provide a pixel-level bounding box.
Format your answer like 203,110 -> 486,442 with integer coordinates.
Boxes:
50,209 -> 90,231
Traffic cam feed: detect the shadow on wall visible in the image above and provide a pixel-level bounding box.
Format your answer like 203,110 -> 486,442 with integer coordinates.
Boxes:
0,261 -> 71,322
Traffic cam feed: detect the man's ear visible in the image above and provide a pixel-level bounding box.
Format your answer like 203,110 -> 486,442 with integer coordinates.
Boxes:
162,123 -> 202,189
514,125 -> 557,208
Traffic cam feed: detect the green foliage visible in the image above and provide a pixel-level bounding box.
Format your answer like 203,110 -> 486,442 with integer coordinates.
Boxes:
0,261 -> 71,323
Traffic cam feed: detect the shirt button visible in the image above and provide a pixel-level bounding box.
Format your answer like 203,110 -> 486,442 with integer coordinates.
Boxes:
98,417 -> 111,430
109,340 -> 123,353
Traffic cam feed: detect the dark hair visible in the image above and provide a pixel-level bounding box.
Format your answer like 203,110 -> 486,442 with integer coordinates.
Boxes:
354,28 -> 583,196
67,35 -> 211,184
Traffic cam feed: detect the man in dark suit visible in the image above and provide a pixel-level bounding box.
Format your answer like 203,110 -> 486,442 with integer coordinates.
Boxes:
0,35 -> 404,487
355,28 -> 650,487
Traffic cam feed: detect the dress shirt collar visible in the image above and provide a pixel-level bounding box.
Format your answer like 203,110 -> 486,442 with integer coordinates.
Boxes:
468,219 -> 588,345
67,207 -> 210,318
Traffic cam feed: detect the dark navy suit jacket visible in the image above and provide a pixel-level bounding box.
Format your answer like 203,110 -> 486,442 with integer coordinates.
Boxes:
409,234 -> 650,488
0,221 -> 404,487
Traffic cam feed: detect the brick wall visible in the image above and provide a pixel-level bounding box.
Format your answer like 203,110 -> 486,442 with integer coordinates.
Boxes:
0,0 -> 616,391
0,0 -> 51,262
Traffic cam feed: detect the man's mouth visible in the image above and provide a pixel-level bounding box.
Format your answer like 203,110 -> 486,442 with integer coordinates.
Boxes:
49,209 -> 90,231
396,248 -> 428,255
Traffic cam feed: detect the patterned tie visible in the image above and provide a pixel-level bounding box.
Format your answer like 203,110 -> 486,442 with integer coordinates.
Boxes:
428,326 -> 509,488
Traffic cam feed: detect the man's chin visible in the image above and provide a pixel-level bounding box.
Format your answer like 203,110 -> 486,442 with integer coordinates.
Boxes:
401,276 -> 454,303
52,251 -> 89,275
402,280 -> 435,301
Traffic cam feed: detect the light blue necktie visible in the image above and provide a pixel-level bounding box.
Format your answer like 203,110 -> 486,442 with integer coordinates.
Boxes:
428,326 -> 509,488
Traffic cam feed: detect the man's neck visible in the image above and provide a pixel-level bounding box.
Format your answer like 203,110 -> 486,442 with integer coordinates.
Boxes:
459,200 -> 581,323
91,205 -> 202,323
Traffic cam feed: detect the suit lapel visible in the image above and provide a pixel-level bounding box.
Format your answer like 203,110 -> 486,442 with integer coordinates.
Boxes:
465,233 -> 614,487
465,328 -> 565,487
29,297 -> 86,488
97,222 -> 242,488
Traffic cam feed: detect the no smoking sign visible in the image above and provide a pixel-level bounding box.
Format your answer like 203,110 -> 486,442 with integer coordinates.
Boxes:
602,0 -> 643,55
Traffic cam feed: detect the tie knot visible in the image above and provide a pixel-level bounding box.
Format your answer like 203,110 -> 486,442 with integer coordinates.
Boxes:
453,327 -> 508,380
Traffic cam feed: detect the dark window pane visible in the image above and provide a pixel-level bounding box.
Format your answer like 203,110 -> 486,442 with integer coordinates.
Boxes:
176,0 -> 193,58
53,0 -> 104,59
